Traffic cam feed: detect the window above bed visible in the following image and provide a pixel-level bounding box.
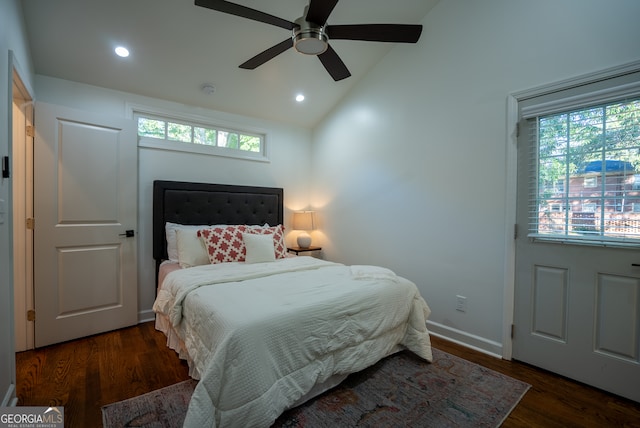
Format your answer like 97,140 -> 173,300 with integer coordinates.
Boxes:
135,111 -> 268,162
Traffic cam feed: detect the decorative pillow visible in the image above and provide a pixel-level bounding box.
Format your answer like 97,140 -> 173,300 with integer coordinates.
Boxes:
175,228 -> 210,268
165,222 -> 226,262
198,225 -> 248,264
246,225 -> 287,259
243,233 -> 276,264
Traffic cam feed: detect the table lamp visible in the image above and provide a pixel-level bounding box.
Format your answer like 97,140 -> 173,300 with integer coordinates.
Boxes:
292,211 -> 316,248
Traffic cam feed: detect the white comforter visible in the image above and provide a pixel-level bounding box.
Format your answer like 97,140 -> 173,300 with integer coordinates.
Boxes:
152,256 -> 433,428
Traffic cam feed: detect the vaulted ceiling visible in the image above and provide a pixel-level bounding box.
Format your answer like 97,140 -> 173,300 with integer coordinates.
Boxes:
21,0 -> 438,127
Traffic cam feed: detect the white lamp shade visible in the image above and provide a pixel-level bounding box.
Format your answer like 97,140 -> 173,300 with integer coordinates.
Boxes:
293,211 -> 315,231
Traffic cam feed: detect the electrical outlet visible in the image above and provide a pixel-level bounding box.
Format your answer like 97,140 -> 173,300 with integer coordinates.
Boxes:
456,295 -> 467,312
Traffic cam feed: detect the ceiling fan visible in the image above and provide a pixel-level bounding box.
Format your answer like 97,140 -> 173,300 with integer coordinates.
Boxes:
195,0 -> 423,81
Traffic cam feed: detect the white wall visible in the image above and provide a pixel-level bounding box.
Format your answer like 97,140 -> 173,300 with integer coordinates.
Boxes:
34,75 -> 313,320
0,0 -> 35,405
311,0 -> 640,354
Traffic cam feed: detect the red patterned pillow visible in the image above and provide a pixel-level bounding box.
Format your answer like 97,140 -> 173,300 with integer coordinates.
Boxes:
246,225 -> 287,259
198,225 -> 248,264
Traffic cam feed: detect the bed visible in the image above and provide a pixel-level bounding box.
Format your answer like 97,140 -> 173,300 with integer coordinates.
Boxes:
151,180 -> 433,428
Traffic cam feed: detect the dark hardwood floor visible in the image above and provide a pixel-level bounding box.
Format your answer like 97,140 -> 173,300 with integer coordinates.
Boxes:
16,321 -> 640,427
16,321 -> 191,427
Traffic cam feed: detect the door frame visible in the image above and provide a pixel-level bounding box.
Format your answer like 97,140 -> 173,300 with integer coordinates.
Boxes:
10,53 -> 35,352
504,58 -> 640,361
7,50 -> 35,352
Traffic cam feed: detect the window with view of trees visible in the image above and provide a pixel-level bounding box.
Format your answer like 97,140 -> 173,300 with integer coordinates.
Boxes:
136,113 -> 265,159
532,98 -> 640,242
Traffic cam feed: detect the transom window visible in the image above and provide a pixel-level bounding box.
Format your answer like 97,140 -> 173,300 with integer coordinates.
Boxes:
135,112 -> 266,161
531,97 -> 640,243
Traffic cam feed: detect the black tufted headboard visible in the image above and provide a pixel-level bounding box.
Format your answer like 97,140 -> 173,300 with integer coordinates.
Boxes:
153,180 -> 284,269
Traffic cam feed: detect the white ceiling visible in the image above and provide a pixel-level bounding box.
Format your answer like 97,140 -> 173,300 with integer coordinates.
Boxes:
21,0 -> 438,128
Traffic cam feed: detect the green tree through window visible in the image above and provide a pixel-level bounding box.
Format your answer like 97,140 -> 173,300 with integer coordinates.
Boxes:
535,98 -> 640,240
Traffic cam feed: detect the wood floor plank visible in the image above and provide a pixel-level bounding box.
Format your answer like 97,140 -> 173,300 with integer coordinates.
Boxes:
15,322 -> 640,427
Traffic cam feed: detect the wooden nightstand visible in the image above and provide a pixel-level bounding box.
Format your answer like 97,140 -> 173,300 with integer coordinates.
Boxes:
287,246 -> 322,256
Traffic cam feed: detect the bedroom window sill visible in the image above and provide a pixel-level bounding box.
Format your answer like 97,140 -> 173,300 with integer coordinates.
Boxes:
139,137 -> 270,163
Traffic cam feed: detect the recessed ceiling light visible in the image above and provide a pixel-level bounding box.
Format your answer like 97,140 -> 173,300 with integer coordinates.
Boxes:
115,46 -> 130,57
295,94 -> 305,102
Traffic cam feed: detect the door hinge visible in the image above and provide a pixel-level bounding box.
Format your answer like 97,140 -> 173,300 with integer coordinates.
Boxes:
26,125 -> 35,138
511,324 -> 515,339
516,121 -> 520,138
514,224 -> 518,239
27,309 -> 35,322
26,218 -> 35,229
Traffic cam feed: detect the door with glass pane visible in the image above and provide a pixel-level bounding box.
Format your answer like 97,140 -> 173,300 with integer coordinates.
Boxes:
514,93 -> 640,403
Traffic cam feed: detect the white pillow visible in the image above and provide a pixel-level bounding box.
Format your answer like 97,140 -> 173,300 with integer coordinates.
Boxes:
166,222 -> 268,262
242,233 -> 276,264
175,228 -> 210,268
165,222 -> 226,262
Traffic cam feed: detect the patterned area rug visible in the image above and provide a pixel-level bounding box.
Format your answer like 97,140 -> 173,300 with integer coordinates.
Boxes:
102,349 -> 530,427
102,379 -> 197,427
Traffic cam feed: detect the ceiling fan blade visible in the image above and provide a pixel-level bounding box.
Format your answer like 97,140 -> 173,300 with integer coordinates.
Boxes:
195,0 -> 294,30
305,0 -> 339,25
318,45 -> 351,81
327,24 -> 423,43
239,38 -> 294,69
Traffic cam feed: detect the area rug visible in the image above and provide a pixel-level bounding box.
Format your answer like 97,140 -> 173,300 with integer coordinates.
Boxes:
102,349 -> 530,427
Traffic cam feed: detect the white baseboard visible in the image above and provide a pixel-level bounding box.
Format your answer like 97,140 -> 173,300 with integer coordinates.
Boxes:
427,320 -> 503,359
138,309 -> 155,324
1,383 -> 17,407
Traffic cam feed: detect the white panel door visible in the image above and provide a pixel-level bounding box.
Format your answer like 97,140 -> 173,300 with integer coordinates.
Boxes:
33,103 -> 137,347
514,120 -> 640,403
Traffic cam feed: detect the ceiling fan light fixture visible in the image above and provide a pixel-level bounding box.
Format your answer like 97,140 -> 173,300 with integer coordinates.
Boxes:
292,20 -> 328,56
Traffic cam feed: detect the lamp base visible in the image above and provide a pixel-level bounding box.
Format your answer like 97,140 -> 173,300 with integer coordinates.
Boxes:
297,232 -> 312,248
